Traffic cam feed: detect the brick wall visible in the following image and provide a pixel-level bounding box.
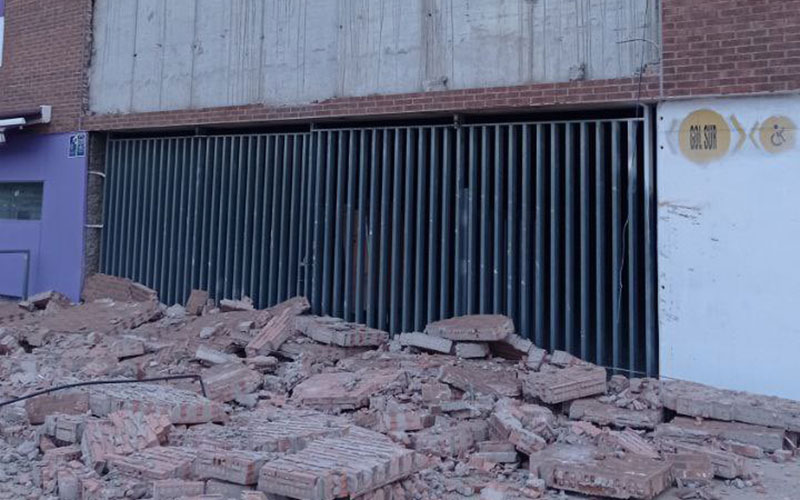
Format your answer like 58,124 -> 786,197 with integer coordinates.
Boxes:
0,0 -> 91,133
662,0 -> 800,97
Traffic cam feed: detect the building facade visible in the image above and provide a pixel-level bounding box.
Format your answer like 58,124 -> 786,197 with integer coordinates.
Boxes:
3,0 -> 800,397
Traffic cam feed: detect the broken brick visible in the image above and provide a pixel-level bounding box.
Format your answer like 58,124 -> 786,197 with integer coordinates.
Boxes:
195,449 -> 271,485
655,416 -> 785,452
88,383 -> 226,424
245,297 -> 310,356
296,316 -> 389,347
203,363 -> 262,402
454,342 -> 490,359
523,365 -> 607,404
425,314 -> 514,342
25,391 -> 89,425
185,289 -> 210,316
397,332 -> 453,354
292,369 -> 406,411
440,365 -> 520,398
153,479 -> 206,500
108,447 -> 198,480
570,398 -> 664,429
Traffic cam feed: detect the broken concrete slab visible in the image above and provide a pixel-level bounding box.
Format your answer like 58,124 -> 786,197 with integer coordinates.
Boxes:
490,334 -> 534,361
181,414 -> 351,453
661,379 -> 800,432
245,297 -> 310,357
569,398 -> 664,429
152,479 -> 206,500
454,342 -> 490,359
42,413 -> 89,444
655,416 -> 785,452
220,298 -> 255,312
202,363 -> 262,403
475,441 -> 518,463
439,365 -> 520,398
660,440 -> 747,479
195,345 -> 242,366
108,446 -> 198,480
668,453 -> 715,482
411,420 -> 488,458
531,444 -> 672,500
397,332 -> 453,354
296,316 -> 390,347
195,448 -> 271,485
425,314 -> 514,342
488,399 -> 552,455
82,273 -> 159,303
292,369 -> 407,411
599,429 -> 660,459
258,432 -> 423,500
185,290 -> 210,316
526,347 -> 547,371
81,410 -> 171,470
37,299 -> 160,336
25,391 -> 90,425
523,365 -> 607,404
109,336 -> 146,360
88,383 -> 226,424
379,410 -> 435,432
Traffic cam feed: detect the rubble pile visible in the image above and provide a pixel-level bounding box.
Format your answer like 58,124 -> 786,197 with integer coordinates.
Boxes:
0,274 -> 797,500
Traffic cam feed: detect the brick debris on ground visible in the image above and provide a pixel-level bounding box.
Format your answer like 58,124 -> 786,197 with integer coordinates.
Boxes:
0,275 -> 797,500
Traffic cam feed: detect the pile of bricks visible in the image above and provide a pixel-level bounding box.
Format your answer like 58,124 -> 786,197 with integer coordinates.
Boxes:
0,280 -> 798,500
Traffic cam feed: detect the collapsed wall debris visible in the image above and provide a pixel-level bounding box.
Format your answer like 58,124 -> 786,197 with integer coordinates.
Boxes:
0,283 -> 797,500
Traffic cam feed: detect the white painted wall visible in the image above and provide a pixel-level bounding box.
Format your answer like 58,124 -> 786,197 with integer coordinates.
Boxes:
89,0 -> 659,114
658,95 -> 800,400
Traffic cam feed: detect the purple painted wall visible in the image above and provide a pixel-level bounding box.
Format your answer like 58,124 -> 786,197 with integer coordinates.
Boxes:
0,132 -> 87,300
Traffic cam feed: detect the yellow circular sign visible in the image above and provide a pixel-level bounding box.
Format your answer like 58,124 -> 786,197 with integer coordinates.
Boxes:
759,116 -> 796,154
679,109 -> 731,164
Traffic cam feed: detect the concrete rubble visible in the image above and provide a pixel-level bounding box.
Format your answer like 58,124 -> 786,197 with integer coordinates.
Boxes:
0,279 -> 797,500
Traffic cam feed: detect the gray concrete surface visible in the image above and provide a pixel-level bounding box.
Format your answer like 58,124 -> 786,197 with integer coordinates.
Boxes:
89,0 -> 660,114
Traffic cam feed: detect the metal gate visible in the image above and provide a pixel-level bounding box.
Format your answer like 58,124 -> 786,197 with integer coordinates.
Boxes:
102,111 -> 657,376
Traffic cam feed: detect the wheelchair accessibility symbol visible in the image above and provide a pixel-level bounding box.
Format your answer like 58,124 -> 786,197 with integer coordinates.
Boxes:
759,116 -> 796,154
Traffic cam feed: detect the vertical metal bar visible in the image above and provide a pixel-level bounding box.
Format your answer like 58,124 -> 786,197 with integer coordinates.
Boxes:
140,140 -> 153,288
565,124 -> 576,355
126,140 -> 141,279
188,138 -> 204,294
135,140 -> 148,283
233,136 -> 250,298
525,125 -> 536,344
611,122 -> 623,374
595,123 -> 608,369
332,132 -> 347,316
260,137 -> 275,305
215,138 -> 227,301
231,137 -> 246,301
367,130 -> 381,326
99,140 -> 113,273
441,127 -> 455,318
277,135 -> 293,302
643,109 -> 657,377
223,137 -> 238,301
453,127 -> 465,316
414,128 -> 428,330
168,139 -> 182,303
580,123 -> 591,361
378,130 -> 392,331
109,142 -> 124,274
122,141 -> 135,278
303,134 -> 318,300
240,137 -> 254,298
468,127 -> 479,314
321,132 -> 336,314
248,137 -> 263,298
534,125 -> 546,347
198,139 -> 211,291
389,129 -> 403,334
493,126 -> 503,313
178,138 -> 192,303
550,124 -> 562,351
355,130 -> 369,324
401,128 -> 415,333
506,126 -> 518,328
428,128 -> 441,323
208,138 -> 221,299
478,127 -> 489,313
295,134 -> 310,295
288,135 -> 303,299
343,132 -> 357,320
627,120 -> 640,375
269,136 -> 285,305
